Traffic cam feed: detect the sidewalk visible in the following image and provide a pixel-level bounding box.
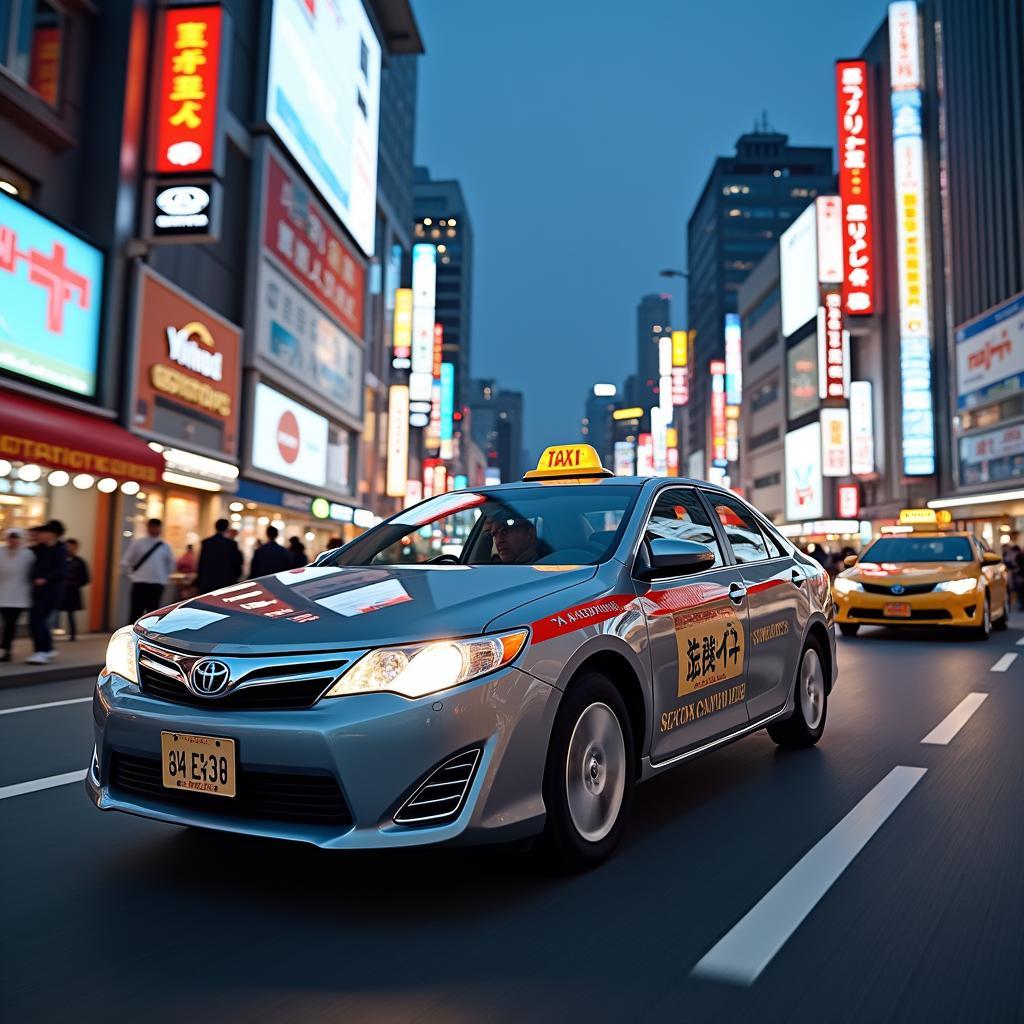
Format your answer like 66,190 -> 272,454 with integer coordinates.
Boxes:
0,633 -> 108,688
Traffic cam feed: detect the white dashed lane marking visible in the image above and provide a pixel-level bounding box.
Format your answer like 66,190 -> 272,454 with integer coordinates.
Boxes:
691,766 -> 927,986
991,653 -> 1018,673
921,693 -> 989,745
0,770 -> 88,801
0,697 -> 92,716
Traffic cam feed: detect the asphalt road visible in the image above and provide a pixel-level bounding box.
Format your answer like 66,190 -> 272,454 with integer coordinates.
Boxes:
2,621 -> 1023,1023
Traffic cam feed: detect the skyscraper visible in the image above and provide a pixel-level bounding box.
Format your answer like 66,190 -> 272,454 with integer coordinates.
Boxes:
467,379 -> 524,483
636,294 -> 672,418
413,168 -> 474,410
685,129 -> 834,470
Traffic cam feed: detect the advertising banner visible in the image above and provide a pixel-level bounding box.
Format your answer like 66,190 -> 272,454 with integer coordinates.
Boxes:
0,192 -> 103,397
724,314 -> 743,405
250,382 -> 328,487
132,266 -> 242,457
817,291 -> 850,400
780,203 -> 818,338
262,149 -> 365,338
385,385 -> 409,497
815,196 -> 844,285
253,261 -> 363,429
820,407 -> 851,477
954,291 -> 1024,410
266,0 -> 381,256
849,380 -> 875,475
785,422 -> 823,520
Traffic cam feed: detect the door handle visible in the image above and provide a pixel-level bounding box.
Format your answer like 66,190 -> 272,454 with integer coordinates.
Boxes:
728,582 -> 747,604
791,568 -> 805,587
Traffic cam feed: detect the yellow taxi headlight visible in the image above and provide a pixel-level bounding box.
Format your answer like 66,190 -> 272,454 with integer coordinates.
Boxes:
833,577 -> 863,595
934,577 -> 979,596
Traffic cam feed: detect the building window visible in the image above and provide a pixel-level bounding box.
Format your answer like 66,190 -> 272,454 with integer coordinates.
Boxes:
751,382 -> 779,412
753,471 -> 781,489
748,426 -> 780,451
1,0 -> 64,109
747,331 -> 778,364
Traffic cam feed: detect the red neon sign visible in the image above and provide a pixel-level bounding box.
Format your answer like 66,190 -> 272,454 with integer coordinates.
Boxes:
153,6 -> 223,174
836,60 -> 876,315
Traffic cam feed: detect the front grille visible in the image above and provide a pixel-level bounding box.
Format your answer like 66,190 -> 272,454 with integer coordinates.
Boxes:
861,581 -> 937,596
136,641 -> 348,711
110,752 -> 352,827
395,748 -> 481,826
850,607 -> 952,621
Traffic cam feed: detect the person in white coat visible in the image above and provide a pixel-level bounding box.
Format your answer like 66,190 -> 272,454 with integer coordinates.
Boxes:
0,528 -> 35,662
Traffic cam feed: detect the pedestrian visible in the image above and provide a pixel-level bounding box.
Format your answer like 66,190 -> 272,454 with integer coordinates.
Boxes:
287,535 -> 307,568
26,519 -> 67,664
59,538 -> 90,641
195,518 -> 243,595
121,518 -> 174,622
0,528 -> 34,662
249,525 -> 294,578
325,536 -> 344,550
176,543 -> 198,599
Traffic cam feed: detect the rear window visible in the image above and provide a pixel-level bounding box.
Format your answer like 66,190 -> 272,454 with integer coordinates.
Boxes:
860,536 -> 974,563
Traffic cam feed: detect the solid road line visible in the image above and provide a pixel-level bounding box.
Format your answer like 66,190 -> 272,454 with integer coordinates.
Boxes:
1016,636 -> 1024,646
691,765 -> 927,986
0,770 -> 88,801
921,692 -> 989,745
0,696 -> 92,716
990,653 -> 1018,673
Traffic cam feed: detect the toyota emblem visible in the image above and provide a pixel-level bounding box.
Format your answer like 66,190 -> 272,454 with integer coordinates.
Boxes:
890,584 -> 906,595
189,659 -> 231,696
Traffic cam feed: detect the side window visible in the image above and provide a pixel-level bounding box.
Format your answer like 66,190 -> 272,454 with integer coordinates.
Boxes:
645,488 -> 725,568
706,492 -> 770,564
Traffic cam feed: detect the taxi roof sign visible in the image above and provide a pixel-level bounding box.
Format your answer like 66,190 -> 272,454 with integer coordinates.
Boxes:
523,444 -> 614,481
898,508 -> 953,527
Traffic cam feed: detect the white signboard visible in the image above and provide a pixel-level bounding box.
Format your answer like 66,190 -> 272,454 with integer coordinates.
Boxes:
254,260 -> 363,428
954,291 -> 1024,409
251,382 -> 328,487
815,196 -> 844,284
820,407 -> 851,477
849,380 -> 876,475
386,385 -> 409,497
266,0 -> 381,256
959,423 -> 1024,466
889,1 -> 921,90
785,422 -> 823,520
410,244 -> 436,403
780,203 -> 819,338
613,441 -> 635,477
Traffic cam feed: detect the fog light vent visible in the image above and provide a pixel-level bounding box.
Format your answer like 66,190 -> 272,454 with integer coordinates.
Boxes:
394,748 -> 481,826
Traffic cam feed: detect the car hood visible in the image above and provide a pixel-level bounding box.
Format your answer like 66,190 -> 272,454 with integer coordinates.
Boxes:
843,562 -> 978,585
138,563 -> 599,653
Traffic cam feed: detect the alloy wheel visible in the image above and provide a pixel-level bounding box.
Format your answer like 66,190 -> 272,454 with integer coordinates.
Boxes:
565,702 -> 626,843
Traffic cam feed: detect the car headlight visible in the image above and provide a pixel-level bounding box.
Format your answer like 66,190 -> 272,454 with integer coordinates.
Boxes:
325,629 -> 529,700
833,577 -> 863,595
104,626 -> 139,684
935,577 -> 979,596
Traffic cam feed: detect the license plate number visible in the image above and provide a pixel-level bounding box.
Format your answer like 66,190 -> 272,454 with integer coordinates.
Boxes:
884,602 -> 912,618
160,731 -> 236,798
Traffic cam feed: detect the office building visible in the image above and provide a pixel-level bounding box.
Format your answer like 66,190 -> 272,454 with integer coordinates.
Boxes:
635,294 -> 671,417
467,379 -> 524,484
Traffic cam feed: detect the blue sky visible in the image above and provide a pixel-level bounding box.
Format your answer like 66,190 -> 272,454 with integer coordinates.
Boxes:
414,0 -> 890,464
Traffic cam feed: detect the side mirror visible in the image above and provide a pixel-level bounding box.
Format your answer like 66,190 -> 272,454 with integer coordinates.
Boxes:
635,538 -> 716,581
843,554 -> 858,568
982,551 -> 1002,566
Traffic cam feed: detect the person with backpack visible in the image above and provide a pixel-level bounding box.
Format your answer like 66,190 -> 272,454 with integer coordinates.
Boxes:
121,518 -> 174,623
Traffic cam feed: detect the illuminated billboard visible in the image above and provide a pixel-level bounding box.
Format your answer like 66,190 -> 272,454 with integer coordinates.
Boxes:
815,196 -> 844,285
710,359 -> 727,466
0,192 -> 103,397
836,61 -> 877,314
780,203 -> 819,338
671,329 -> 689,405
251,382 -> 328,487
787,333 -> 819,421
784,422 -> 823,521
393,288 -> 412,357
266,0 -> 381,256
889,1 -> 935,476
410,243 -> 436,404
849,380 -> 875,474
386,385 -> 409,497
724,314 -> 743,405
817,291 -> 850,400
820,407 -> 851,477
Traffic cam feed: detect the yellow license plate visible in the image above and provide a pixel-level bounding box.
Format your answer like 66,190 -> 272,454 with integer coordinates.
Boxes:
884,602 -> 912,618
160,731 -> 236,798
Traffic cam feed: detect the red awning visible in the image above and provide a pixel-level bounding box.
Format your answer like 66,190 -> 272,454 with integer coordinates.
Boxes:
0,387 -> 164,484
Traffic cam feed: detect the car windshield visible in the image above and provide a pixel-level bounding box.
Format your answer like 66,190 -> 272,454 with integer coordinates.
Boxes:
860,536 -> 974,563
325,485 -> 639,567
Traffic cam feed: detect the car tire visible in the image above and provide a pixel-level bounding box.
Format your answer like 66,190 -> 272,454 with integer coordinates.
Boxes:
973,594 -> 992,640
993,591 -> 1009,631
767,640 -> 828,750
838,623 -> 860,637
538,671 -> 635,872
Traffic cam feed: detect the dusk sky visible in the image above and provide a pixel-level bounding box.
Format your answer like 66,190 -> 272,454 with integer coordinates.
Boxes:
414,0 -> 892,466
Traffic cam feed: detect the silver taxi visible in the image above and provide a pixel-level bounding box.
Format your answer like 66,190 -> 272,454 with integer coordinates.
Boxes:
88,444 -> 836,870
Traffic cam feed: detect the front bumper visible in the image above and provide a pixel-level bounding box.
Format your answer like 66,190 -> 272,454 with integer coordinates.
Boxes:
834,585 -> 985,627
87,665 -> 559,849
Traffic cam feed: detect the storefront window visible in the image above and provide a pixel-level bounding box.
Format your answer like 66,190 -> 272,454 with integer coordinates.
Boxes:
1,0 -> 64,109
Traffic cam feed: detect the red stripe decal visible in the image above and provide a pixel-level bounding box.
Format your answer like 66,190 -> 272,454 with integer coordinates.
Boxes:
531,594 -> 638,643
747,577 -> 788,595
643,582 -> 730,617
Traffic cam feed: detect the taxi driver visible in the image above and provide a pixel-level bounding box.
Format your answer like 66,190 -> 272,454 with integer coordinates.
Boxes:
485,510 -> 545,564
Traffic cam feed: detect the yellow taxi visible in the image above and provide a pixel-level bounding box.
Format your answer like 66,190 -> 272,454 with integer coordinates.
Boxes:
833,510 -> 1010,639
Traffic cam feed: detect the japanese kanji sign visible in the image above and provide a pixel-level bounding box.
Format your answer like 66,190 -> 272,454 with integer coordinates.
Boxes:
152,5 -> 224,175
673,607 -> 745,697
835,60 -> 877,315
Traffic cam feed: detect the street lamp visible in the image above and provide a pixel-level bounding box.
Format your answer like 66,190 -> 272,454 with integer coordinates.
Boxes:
659,268 -> 689,280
